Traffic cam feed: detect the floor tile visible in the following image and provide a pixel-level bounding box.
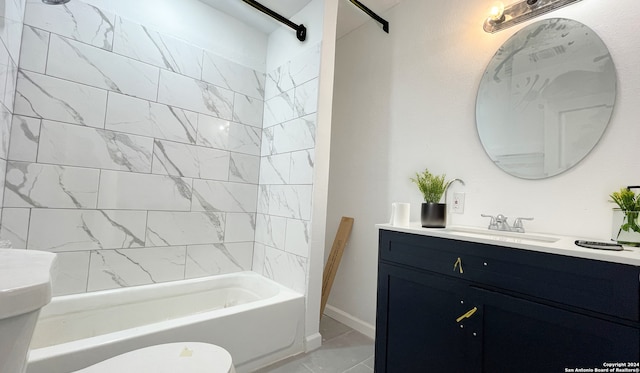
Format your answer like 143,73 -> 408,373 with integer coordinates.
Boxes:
253,357 -> 314,373
319,315 -> 352,342
362,356 -> 374,369
343,363 -> 373,373
298,331 -> 374,373
254,317 -> 375,373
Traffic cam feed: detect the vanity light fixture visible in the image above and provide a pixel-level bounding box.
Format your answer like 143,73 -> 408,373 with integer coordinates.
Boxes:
483,0 -> 584,33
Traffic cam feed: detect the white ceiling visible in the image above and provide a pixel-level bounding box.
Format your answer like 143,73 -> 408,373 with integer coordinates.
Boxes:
199,0 -> 400,38
198,0 -> 313,34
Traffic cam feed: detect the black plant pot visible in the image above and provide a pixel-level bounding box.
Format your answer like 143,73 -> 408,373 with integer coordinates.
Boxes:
421,203 -> 446,228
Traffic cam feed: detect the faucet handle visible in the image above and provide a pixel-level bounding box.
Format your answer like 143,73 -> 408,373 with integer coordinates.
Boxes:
481,214 -> 498,229
513,217 -> 533,228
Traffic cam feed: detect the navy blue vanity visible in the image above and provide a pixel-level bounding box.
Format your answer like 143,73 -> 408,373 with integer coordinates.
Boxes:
374,227 -> 640,372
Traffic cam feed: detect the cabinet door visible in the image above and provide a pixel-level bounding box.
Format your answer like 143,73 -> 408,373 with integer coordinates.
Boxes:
375,263 -> 479,373
476,287 -> 640,372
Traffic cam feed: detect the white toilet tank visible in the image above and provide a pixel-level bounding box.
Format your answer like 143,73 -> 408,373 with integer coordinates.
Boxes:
0,249 -> 57,373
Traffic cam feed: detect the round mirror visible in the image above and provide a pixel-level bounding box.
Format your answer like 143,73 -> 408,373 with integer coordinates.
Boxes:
476,18 -> 616,179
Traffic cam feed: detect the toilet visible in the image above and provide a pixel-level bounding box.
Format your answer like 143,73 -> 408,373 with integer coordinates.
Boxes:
74,342 -> 235,373
0,249 -> 235,373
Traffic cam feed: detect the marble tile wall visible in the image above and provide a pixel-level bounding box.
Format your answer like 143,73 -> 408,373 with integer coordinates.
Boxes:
0,0 -> 267,295
0,0 -> 27,232
253,45 -> 321,294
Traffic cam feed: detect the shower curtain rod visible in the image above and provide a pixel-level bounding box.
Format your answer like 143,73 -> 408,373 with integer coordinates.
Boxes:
241,0 -> 307,41
349,0 -> 389,33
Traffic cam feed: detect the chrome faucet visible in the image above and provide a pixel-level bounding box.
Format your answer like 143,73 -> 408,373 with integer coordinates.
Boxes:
481,214 -> 533,233
444,178 -> 465,203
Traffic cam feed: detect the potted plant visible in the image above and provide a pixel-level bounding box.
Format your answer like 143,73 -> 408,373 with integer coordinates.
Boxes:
411,169 -> 450,228
610,186 -> 640,246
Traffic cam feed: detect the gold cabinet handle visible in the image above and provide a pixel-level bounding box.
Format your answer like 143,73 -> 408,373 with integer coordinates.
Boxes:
453,257 -> 464,274
456,307 -> 478,323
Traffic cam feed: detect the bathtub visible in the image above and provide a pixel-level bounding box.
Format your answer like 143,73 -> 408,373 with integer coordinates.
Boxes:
27,271 -> 305,373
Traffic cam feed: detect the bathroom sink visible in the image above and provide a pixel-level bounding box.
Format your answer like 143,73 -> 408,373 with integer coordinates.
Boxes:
443,226 -> 560,244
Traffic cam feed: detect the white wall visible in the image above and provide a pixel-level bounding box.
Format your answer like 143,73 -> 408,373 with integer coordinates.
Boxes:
306,0 -> 339,352
266,0 -> 325,72
82,0 -> 268,71
4,0 -> 267,296
326,0 -> 640,334
0,0 -> 26,232
259,0 -> 335,352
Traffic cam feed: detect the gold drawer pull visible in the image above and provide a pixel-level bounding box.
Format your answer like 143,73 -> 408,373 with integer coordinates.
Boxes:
453,257 -> 464,274
456,307 -> 478,323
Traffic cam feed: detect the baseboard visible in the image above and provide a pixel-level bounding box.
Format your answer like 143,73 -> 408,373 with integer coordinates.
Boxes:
323,304 -> 376,340
305,332 -> 322,352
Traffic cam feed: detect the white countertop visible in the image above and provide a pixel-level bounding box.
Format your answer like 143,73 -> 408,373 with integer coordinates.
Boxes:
376,223 -> 640,267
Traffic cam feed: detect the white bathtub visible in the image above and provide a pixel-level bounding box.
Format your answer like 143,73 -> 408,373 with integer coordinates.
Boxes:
27,271 -> 305,373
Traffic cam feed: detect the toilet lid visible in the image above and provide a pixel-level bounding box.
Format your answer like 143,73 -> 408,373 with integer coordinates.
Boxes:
74,342 -> 233,373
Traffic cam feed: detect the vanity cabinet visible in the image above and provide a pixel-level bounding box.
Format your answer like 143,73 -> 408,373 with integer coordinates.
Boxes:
375,230 -> 640,373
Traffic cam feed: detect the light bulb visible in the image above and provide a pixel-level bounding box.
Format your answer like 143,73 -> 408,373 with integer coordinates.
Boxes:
488,2 -> 505,22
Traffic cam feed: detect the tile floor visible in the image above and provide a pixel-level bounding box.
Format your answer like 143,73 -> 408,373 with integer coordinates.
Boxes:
253,316 -> 374,373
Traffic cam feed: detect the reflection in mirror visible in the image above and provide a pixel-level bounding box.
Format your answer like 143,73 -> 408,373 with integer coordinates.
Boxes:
476,18 -> 616,179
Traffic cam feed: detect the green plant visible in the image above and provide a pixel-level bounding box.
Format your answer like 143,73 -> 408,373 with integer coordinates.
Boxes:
610,187 -> 640,234
410,169 -> 450,204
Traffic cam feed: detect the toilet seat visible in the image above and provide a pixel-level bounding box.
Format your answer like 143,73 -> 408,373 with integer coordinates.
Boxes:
73,342 -> 235,373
